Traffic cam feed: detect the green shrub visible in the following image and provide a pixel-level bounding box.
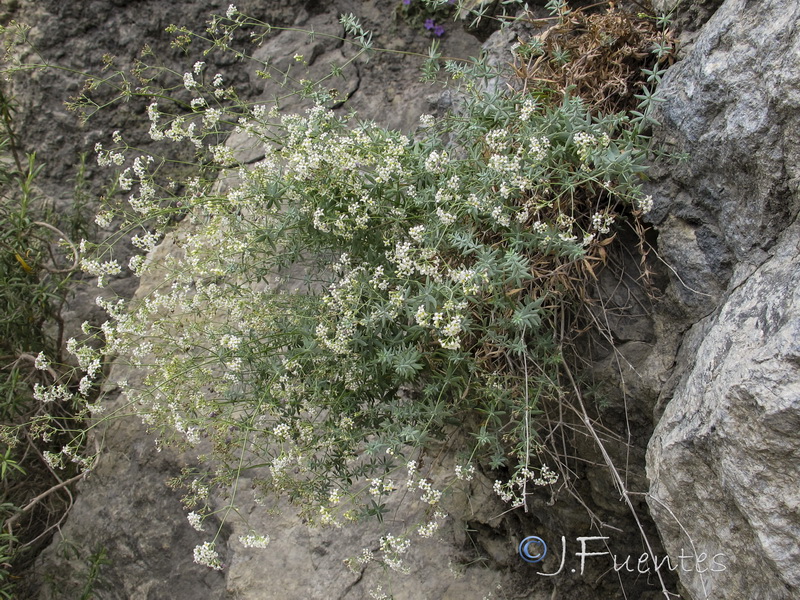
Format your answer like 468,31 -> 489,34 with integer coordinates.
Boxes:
15,0 -> 672,583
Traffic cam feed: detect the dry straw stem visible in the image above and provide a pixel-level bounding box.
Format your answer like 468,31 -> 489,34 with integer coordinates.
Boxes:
562,360 -> 675,599
515,4 -> 676,113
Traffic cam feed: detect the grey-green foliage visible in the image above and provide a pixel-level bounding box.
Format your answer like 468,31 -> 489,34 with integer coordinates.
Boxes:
23,1 -> 669,572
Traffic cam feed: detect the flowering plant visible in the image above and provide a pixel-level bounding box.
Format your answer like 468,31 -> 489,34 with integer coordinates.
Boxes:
13,0 -> 672,585
397,0 -> 457,37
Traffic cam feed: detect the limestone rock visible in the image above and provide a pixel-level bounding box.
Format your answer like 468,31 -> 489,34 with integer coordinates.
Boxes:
645,1 -> 800,599
646,0 -> 800,318
647,223 -> 800,600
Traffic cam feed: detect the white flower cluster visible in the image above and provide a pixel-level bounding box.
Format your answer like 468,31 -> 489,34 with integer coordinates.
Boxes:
388,240 -> 441,282
95,211 -> 114,228
436,205 -> 456,226
94,142 -> 124,167
454,463 -> 475,481
417,478 -> 442,505
573,131 -> 610,163
356,548 -> 374,565
493,464 -> 559,507
448,267 -> 481,296
414,299 -> 466,350
273,423 -> 290,439
528,135 -> 551,161
183,71 -> 198,90
519,98 -> 539,122
369,586 -> 389,600
591,211 -> 615,235
488,152 -> 521,174
405,460 -> 418,486
147,102 -> 164,141
417,519 -> 440,538
187,511 -> 204,531
425,150 -> 447,174
43,450 -> 63,470
33,383 -> 71,404
239,533 -> 270,548
491,203 -> 511,227
34,351 -> 50,371
203,107 -> 222,129
81,258 -> 121,288
131,231 -> 160,253
317,505 -> 341,528
417,510 -> 447,538
419,113 -> 435,128
369,478 -> 395,497
193,541 -> 223,570
379,533 -> 411,573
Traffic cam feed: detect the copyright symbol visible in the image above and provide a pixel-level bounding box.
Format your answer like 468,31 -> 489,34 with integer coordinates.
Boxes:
518,536 -> 547,563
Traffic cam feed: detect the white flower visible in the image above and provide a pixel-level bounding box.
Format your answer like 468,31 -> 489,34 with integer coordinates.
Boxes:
409,224 -> 425,242
417,520 -> 440,538
95,211 -> 113,228
34,352 -> 49,371
520,98 -> 537,122
118,169 -> 133,191
529,136 -> 550,161
417,479 -> 442,505
78,376 -> 92,396
273,423 -> 290,439
193,541 -> 223,570
440,315 -> 462,338
220,334 -> 241,350
187,512 -> 203,531
419,114 -> 435,128
415,305 -> 429,327
203,107 -> 222,129
424,150 -> 447,174
43,451 -> 62,470
573,131 -> 596,162
490,205 -> 510,227
436,206 -> 456,226
183,72 -> 198,90
455,464 -> 475,481
369,586 -> 389,600
226,4 -> 237,19
369,478 -> 382,497
239,533 -> 270,548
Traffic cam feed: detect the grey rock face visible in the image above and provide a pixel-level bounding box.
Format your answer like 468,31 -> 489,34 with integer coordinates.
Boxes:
645,1 -> 800,599
651,0 -> 725,34
647,223 -> 800,600
647,0 -> 800,316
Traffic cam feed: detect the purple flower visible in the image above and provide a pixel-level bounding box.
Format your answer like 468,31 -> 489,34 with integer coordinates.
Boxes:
402,0 -> 411,4
433,24 -> 445,37
424,18 -> 435,30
